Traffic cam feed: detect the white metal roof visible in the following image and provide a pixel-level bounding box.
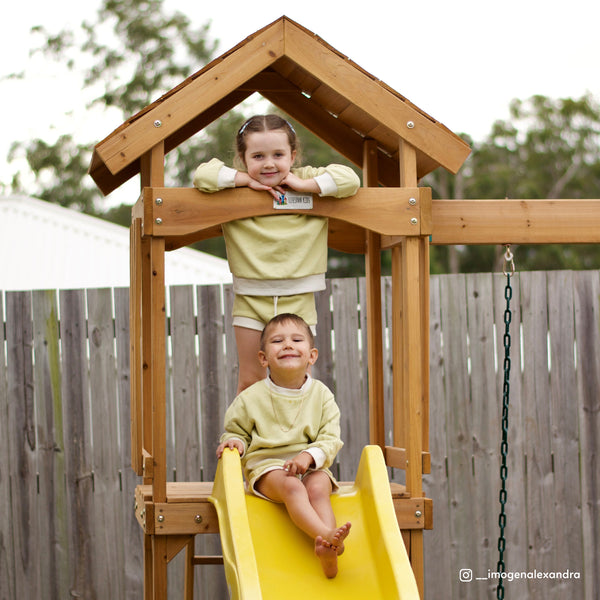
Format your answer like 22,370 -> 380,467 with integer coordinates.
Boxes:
0,195 -> 232,291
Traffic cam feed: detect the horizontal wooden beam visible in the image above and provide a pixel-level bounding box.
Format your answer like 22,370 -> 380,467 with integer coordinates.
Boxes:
431,198 -> 600,245
142,187 -> 430,239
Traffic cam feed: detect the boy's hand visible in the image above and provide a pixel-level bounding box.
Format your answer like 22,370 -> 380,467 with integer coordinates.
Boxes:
216,439 -> 244,458
283,451 -> 315,476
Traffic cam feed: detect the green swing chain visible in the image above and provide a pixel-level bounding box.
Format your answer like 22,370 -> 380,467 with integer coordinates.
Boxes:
496,246 -> 515,600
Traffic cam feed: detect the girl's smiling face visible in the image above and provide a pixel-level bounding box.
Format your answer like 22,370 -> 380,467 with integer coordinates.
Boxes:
243,130 -> 296,187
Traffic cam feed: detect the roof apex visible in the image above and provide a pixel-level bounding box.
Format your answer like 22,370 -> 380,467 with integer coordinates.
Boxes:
90,16 -> 470,194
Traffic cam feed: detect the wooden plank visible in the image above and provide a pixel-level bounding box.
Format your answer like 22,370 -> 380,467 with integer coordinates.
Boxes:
547,271 -> 584,597
466,273 -> 500,594
94,22 -> 285,176
439,275 -> 477,599
145,186 -> 425,239
114,286 -> 144,598
196,283 -> 229,600
520,271 -> 555,597
87,288 -> 125,598
423,275 -> 452,599
431,199 -> 600,245
130,218 -> 143,475
312,279 -> 335,392
331,278 -> 368,479
363,139 -> 385,448
283,20 -> 471,174
31,290 -> 70,599
169,286 -> 201,482
5,292 -> 38,599
573,270 -> 600,600
0,291 -> 16,600
222,284 -> 238,401
59,289 -> 95,598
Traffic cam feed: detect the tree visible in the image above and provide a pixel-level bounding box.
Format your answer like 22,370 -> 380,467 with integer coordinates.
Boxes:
6,0 -> 226,213
422,93 -> 600,273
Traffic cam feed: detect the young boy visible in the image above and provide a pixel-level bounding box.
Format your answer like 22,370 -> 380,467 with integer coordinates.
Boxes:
216,313 -> 351,578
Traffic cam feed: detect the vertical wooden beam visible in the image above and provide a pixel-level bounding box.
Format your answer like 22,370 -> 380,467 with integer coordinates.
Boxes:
393,139 -> 426,599
363,139 -> 385,448
138,143 -> 168,600
130,217 -> 143,475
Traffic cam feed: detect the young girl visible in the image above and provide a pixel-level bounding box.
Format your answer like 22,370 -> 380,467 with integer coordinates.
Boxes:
193,114 -> 360,393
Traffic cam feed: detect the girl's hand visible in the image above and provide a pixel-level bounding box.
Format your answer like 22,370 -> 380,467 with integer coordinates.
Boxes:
216,439 -> 244,458
277,173 -> 320,194
283,451 -> 315,476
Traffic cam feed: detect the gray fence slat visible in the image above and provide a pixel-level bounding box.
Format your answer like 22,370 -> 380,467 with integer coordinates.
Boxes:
547,271 -> 584,596
331,278 -> 368,480
87,288 -> 125,598
114,287 -> 143,599
440,274 -> 479,599
313,280 -> 335,392
0,291 -> 16,600
196,284 -> 228,600
31,290 -> 69,599
5,292 -> 39,599
423,275 -> 452,598
573,271 -> 600,600
520,272 -> 555,597
59,289 -> 95,598
170,286 -> 201,482
466,273 -> 500,591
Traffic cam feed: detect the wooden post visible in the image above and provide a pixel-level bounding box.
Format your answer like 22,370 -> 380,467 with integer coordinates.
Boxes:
393,138 -> 426,598
363,139 -> 385,448
138,143 -> 168,600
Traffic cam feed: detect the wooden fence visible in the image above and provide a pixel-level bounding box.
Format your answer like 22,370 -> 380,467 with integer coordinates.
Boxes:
1,271 -> 598,600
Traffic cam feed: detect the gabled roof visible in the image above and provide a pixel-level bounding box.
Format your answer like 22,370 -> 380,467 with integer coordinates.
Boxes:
90,16 -> 470,195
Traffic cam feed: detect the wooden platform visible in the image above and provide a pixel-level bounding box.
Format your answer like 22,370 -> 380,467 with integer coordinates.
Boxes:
134,482 -> 432,537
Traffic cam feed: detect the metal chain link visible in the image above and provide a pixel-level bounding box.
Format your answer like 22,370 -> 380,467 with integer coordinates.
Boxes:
496,246 -> 514,599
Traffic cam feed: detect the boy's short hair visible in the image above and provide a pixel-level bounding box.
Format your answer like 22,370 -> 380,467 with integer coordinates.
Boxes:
260,313 -> 314,351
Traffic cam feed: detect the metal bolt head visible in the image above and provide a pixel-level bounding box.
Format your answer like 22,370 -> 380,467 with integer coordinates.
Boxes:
194,514 -> 203,524
409,197 -> 417,206
415,510 -> 422,518
155,197 -> 163,205
407,121 -> 415,129
410,217 -> 418,225
157,514 -> 165,523
154,120 -> 162,128
155,217 -> 162,225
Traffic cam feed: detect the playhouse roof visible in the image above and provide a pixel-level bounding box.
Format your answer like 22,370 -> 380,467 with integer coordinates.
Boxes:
89,16 -> 470,195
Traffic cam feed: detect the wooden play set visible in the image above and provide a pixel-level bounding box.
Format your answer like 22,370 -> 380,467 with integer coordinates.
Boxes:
89,17 -> 600,600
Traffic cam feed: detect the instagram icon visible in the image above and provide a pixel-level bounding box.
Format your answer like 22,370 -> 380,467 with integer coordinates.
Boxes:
459,568 -> 473,582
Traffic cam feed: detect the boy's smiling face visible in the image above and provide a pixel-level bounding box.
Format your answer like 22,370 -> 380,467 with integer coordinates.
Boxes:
258,319 -> 317,388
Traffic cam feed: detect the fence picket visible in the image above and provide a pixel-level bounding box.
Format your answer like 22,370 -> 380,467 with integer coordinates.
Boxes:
5,292 -> 39,599
573,270 -> 600,600
59,289 -> 95,598
31,290 -> 69,599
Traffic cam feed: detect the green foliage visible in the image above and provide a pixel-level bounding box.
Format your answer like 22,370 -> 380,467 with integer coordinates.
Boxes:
424,93 -> 600,273
8,0 -> 218,209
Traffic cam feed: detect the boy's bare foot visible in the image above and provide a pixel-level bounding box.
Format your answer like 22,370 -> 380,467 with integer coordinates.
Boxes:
330,522 -> 351,555
315,535 -> 338,578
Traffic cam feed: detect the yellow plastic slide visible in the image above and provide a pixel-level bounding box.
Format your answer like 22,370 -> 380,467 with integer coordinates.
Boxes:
209,445 -> 420,599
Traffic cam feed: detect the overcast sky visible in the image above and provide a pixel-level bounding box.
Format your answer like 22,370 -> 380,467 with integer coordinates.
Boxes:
2,0 -> 598,206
